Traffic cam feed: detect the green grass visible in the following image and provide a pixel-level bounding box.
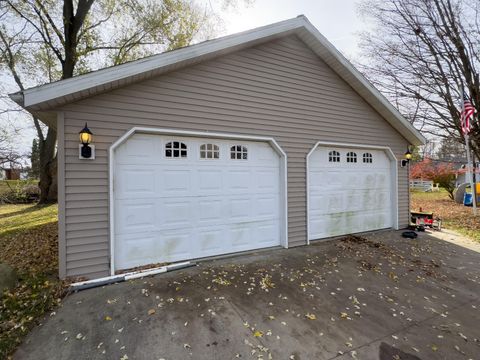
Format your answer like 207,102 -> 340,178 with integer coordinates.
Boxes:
0,203 -> 64,359
409,188 -> 449,199
0,204 -> 58,238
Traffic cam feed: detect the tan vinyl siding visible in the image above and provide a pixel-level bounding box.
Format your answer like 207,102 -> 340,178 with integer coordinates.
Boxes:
60,35 -> 410,279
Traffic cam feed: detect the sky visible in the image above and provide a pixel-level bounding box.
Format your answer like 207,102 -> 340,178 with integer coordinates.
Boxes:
219,0 -> 366,59
3,0 -> 368,157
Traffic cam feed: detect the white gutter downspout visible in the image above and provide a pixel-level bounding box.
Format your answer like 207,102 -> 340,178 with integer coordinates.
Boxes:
70,261 -> 194,291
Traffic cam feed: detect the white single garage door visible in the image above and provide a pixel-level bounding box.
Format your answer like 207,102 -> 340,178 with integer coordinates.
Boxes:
308,146 -> 393,241
113,133 -> 282,271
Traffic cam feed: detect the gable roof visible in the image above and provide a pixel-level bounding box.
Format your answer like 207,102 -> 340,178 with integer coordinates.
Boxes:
10,15 -> 425,145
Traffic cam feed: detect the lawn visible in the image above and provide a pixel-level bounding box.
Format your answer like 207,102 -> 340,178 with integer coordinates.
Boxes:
411,189 -> 480,242
0,203 -> 64,359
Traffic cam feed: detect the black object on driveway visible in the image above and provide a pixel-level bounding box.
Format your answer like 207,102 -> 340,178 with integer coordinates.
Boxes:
402,231 -> 418,239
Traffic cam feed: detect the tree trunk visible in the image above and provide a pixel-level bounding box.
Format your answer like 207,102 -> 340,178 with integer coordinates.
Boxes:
38,127 -> 57,203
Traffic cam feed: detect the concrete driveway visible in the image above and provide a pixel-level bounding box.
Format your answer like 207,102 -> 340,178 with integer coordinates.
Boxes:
15,230 -> 480,360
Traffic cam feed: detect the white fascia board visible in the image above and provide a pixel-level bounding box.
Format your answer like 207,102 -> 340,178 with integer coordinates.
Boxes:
22,17 -> 305,108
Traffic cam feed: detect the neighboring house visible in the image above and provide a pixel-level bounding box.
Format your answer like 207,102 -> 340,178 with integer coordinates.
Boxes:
10,16 -> 425,280
0,167 -> 21,180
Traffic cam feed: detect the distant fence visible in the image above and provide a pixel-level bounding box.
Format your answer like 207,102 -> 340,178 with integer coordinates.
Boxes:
409,179 -> 435,191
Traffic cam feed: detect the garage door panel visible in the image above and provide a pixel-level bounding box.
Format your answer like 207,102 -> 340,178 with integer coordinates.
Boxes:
114,134 -> 282,271
344,171 -> 358,188
197,227 -> 225,256
345,193 -> 363,212
116,136 -> 158,164
308,193 -> 324,212
198,199 -> 223,223
308,146 -> 393,240
309,170 -> 325,192
227,169 -> 252,192
197,169 -> 223,193
115,234 -> 157,269
163,169 -> 191,193
115,200 -> 156,233
255,221 -> 280,246
230,225 -> 252,250
230,198 -> 252,219
255,143 -> 279,162
162,200 -> 192,228
156,230 -> 193,262
327,193 -> 344,213
115,166 -> 156,198
256,197 -> 278,217
325,171 -> 344,189
256,169 -> 280,191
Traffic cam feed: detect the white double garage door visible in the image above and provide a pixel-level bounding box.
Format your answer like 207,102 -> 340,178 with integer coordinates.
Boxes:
113,133 -> 394,272
113,133 -> 283,271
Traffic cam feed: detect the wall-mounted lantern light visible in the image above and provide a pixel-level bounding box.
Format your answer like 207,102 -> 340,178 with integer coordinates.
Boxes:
401,147 -> 412,167
79,122 -> 95,159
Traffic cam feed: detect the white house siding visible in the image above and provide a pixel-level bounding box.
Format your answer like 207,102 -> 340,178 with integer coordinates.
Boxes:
59,35 -> 409,279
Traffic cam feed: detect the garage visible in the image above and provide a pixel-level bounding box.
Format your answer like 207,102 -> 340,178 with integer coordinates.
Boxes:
112,131 -> 286,272
14,17 -> 426,279
307,144 -> 396,241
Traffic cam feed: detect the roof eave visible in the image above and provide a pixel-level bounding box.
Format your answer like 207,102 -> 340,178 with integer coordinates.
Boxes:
8,92 -> 24,107
19,17 -> 306,111
11,15 -> 425,145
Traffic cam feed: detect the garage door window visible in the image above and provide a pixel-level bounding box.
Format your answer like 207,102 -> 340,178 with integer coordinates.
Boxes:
328,150 -> 340,162
200,144 -> 220,159
165,141 -> 187,158
346,152 -> 357,163
230,145 -> 248,160
363,152 -> 373,163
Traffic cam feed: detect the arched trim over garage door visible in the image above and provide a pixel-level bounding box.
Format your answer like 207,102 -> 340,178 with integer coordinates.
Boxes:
306,141 -> 399,245
109,127 -> 288,275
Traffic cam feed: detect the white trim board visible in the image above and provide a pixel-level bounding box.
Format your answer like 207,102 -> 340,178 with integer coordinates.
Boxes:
305,141 -> 399,245
11,16 -> 425,146
108,127 -> 289,275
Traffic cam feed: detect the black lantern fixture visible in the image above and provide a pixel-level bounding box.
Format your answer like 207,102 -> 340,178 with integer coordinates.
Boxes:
79,123 -> 93,159
401,147 -> 412,167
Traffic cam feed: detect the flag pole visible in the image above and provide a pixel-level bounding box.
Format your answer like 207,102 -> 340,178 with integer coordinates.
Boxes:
461,88 -> 477,214
473,154 -> 478,213
465,133 -> 477,214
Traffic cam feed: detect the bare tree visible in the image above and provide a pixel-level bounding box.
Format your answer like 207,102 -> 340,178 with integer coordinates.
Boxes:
0,123 -> 23,170
0,0 -> 227,202
436,137 -> 467,162
357,0 -> 480,158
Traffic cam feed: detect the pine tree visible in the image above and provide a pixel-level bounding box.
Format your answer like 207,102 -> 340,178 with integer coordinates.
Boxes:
30,138 -> 40,179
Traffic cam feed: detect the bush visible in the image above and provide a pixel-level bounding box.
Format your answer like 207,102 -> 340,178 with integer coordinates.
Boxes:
410,159 -> 456,200
0,181 -> 39,204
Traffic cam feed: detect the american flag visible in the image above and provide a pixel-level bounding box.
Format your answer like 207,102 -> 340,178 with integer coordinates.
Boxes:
461,94 -> 475,135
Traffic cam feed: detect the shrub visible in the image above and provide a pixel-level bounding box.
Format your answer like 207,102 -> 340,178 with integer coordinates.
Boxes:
0,181 -> 39,204
410,158 -> 456,200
